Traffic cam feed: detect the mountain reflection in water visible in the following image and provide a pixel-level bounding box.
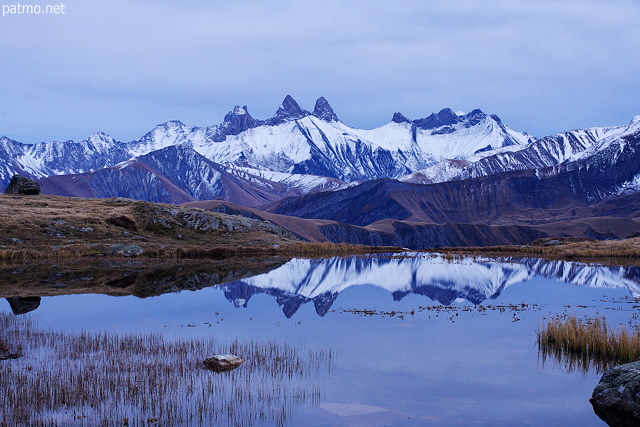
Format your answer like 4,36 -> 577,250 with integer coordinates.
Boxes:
0,257 -> 287,314
219,254 -> 640,317
4,254 -> 640,318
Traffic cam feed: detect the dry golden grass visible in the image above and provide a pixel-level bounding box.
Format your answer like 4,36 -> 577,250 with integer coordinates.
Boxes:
0,194 -> 289,259
0,313 -> 334,425
537,315 -> 640,373
0,195 -> 403,261
279,242 -> 402,257
431,237 -> 640,265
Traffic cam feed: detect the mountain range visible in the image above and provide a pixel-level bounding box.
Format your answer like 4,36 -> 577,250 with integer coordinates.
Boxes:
2,95 -> 640,248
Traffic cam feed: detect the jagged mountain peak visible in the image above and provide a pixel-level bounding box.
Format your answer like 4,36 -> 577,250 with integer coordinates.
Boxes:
413,108 -> 460,130
161,119 -> 186,127
88,131 -> 115,143
3,94 -> 637,204
223,105 -> 255,136
143,120 -> 189,136
233,105 -> 248,115
390,107 -> 497,130
438,107 -> 459,121
392,112 -> 410,124
312,96 -> 339,122
463,109 -> 487,125
275,95 -> 309,119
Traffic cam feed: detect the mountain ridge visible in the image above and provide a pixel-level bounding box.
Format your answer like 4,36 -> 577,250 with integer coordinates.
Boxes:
2,95 -> 640,249
0,95 -> 534,188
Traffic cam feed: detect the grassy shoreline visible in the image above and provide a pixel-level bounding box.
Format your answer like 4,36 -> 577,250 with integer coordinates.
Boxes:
426,237 -> 640,266
3,194 -> 640,265
0,241 -> 403,262
0,194 -> 403,262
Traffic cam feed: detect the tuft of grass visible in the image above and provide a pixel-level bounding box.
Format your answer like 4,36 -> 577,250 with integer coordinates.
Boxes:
537,315 -> 640,373
0,313 -> 334,426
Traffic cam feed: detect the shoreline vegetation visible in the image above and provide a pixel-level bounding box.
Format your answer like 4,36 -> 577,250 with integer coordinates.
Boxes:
1,194 -> 639,265
428,237 -> 640,266
0,194 -> 401,262
0,313 -> 334,425
0,242 -> 402,263
537,315 -> 640,374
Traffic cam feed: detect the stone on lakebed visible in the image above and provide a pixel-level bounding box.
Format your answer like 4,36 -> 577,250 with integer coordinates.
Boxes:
203,354 -> 244,372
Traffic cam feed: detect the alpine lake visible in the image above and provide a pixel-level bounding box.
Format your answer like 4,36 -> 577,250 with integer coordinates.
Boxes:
2,252 -> 639,426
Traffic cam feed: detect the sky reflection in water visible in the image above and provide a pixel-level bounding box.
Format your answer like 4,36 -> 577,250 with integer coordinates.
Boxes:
3,254 -> 633,426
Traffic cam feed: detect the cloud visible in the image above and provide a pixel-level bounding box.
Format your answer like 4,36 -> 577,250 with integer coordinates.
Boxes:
1,0 -> 639,142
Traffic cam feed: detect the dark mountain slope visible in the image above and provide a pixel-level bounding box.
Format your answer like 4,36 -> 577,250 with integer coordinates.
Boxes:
264,131 -> 640,228
39,146 -> 294,206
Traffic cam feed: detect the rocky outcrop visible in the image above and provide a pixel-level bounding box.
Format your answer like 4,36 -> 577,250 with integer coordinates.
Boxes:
590,361 -> 640,426
203,354 -> 244,372
4,175 -> 40,195
135,203 -> 293,238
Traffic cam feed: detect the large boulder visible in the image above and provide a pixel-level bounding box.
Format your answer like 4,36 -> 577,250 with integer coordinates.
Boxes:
4,175 -> 40,195
203,354 -> 244,372
590,361 -> 640,426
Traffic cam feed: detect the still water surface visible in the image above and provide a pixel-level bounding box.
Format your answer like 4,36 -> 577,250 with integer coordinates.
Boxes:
4,253 -> 639,425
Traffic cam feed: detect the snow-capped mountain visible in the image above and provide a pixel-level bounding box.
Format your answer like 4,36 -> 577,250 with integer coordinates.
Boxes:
218,254 -> 640,317
0,96 -> 534,190
2,94 -> 639,234
0,132 -> 131,185
38,145 -> 348,206
402,115 -> 640,184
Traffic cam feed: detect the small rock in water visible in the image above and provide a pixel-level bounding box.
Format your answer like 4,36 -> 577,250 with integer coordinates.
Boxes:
590,361 -> 640,426
203,354 -> 244,372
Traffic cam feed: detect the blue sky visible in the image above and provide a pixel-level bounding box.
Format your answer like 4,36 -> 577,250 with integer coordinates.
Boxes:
1,0 -> 639,143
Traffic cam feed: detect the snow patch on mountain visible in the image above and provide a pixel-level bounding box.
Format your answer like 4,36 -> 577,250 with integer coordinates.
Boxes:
401,120 -> 638,185
1,95 -> 638,205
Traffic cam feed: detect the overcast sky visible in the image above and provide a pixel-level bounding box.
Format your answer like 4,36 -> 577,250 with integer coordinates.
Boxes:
1,0 -> 639,143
